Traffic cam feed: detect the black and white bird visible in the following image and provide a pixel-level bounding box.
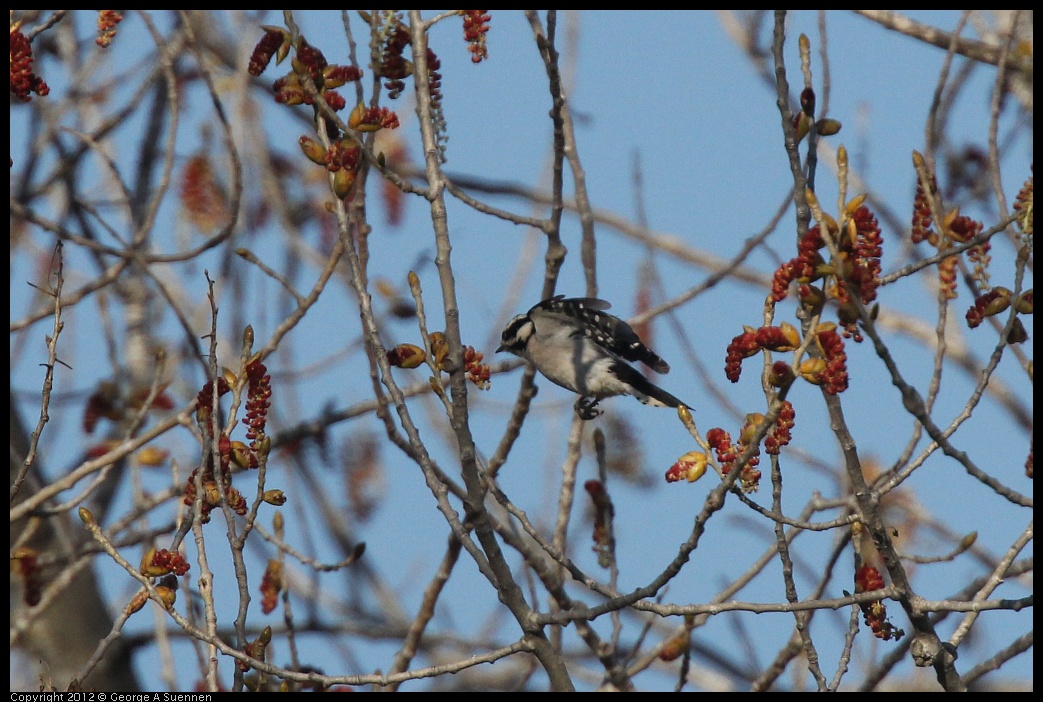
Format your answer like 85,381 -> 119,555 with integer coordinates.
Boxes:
496,296 -> 690,419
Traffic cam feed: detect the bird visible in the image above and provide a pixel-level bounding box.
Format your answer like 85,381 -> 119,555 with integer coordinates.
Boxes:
496,296 -> 690,419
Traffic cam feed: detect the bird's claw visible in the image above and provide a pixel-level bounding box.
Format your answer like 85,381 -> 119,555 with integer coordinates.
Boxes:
575,396 -> 603,420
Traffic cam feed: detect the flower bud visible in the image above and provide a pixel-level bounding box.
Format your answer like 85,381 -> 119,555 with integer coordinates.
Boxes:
333,166 -> 355,199
779,321 -> 801,349
1014,290 -> 1033,315
298,136 -> 328,165
227,441 -> 253,470
799,358 -> 827,385
815,118 -> 842,136
665,451 -> 708,483
256,435 -> 271,462
428,332 -> 449,370
768,361 -> 795,388
740,414 -> 764,445
844,194 -> 867,216
136,446 -> 169,467
140,547 -> 159,576
983,287 -> 1012,317
348,102 -> 368,131
127,589 -> 149,615
263,489 -> 287,506
387,343 -> 426,369
1007,317 -> 1028,344
794,112 -> 811,142
658,632 -> 689,661
837,300 -> 860,328
155,581 -> 177,609
799,284 -> 825,316
258,26 -> 291,65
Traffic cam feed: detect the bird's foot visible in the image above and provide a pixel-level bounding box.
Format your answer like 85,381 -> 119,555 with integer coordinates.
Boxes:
575,396 -> 603,420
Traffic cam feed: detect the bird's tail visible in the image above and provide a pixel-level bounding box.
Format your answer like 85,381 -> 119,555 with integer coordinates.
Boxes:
612,363 -> 689,409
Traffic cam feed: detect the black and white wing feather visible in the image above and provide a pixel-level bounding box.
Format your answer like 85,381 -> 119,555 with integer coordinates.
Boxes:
528,296 -> 670,374
497,295 -> 691,415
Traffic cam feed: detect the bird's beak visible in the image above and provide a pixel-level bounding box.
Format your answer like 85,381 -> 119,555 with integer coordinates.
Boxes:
495,344 -> 505,353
